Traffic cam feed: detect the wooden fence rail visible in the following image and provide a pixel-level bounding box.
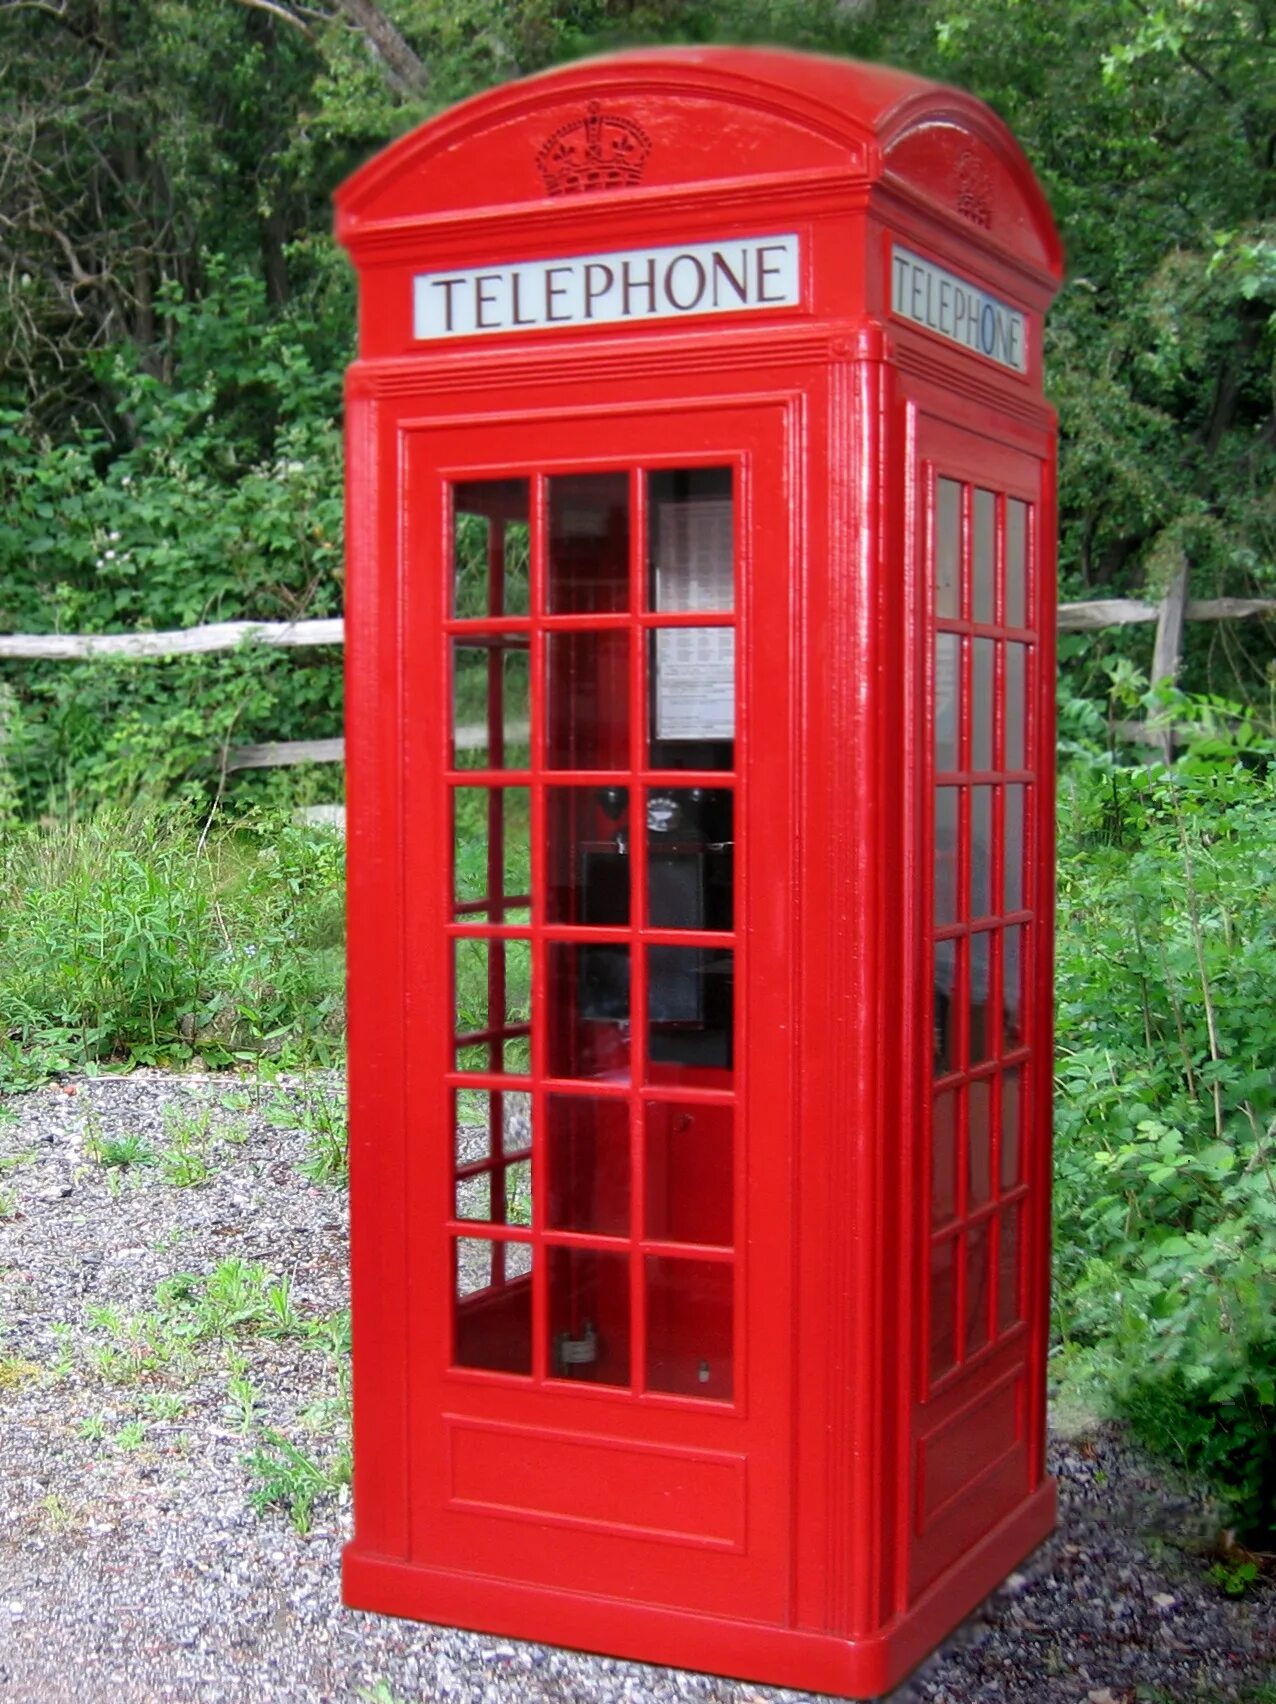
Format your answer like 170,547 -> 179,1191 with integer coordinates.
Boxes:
2,592 -> 1273,767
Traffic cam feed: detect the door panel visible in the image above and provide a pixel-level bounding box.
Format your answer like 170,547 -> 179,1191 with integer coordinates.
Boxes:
401,402 -> 795,1619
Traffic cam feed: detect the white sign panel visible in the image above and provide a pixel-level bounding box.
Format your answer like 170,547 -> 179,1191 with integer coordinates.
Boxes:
891,246 -> 1027,373
414,234 -> 801,340
652,496 -> 735,742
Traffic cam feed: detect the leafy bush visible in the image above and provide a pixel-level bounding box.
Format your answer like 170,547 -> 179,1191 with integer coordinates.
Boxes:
0,804 -> 344,1085
1054,731 -> 1276,1541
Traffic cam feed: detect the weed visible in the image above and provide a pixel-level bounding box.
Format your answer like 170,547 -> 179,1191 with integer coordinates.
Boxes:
227,1373 -> 261,1432
246,1427 -> 350,1535
140,1391 -> 186,1422
158,1108 -> 214,1186
116,1420 -> 147,1450
268,1076 -> 348,1188
0,1355 -> 40,1388
78,1415 -> 109,1441
0,1186 -> 16,1219
357,1685 -> 410,1704
1207,1558 -> 1261,1597
39,1492 -> 81,1534
87,1131 -> 155,1171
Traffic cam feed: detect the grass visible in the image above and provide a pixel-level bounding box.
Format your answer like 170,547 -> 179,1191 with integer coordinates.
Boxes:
0,803 -> 345,1089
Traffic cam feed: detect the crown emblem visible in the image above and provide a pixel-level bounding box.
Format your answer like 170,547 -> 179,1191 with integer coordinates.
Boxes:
955,149 -> 993,229
536,102 -> 651,196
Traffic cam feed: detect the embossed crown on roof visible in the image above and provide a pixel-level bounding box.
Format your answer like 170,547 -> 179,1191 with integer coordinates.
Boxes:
536,102 -> 652,196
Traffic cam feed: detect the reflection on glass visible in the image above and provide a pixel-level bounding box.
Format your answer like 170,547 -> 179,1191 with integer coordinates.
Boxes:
648,468 -> 734,613
973,488 -> 995,624
970,929 -> 993,1066
998,1202 -> 1023,1331
454,936 -> 532,1076
646,788 -> 733,932
546,1094 -> 630,1237
452,641 -> 530,771
453,479 -> 530,619
935,478 -> 961,619
547,630 -> 630,771
453,1237 -> 532,1374
931,1091 -> 958,1228
646,1102 -> 732,1246
646,1257 -> 733,1400
1004,786 -> 1025,913
965,1219 -> 991,1355
1004,925 -> 1024,1049
1005,644 -> 1026,771
972,639 -> 995,773
934,936 -> 962,1077
968,1077 -> 993,1208
549,1246 -> 630,1386
970,786 -> 993,918
453,786 -> 531,915
935,788 -> 959,925
547,786 -> 629,926
454,1088 -> 532,1223
1001,1069 -> 1022,1190
548,472 -> 630,615
1006,499 -> 1028,629
935,633 -> 959,772
648,946 -> 733,1071
549,941 -> 630,1081
929,1236 -> 957,1383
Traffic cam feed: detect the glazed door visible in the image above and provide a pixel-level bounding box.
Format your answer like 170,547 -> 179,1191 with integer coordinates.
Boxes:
402,401 -> 795,1621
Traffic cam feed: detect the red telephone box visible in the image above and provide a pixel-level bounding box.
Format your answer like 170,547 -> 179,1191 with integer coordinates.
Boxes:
336,46 -> 1062,1697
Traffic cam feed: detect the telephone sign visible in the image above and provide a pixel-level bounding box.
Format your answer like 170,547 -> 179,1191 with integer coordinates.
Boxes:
337,46 -> 1062,1698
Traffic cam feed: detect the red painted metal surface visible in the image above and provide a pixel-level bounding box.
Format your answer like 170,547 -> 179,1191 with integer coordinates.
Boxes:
337,45 -> 1062,1697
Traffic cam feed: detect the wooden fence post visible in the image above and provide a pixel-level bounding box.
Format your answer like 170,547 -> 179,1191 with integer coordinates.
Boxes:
1149,551 -> 1190,763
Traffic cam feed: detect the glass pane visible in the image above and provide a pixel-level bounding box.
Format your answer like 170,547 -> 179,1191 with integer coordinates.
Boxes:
929,1236 -> 957,1383
1005,499 -> 1027,629
970,786 -> 993,918
549,1246 -> 630,1387
1004,785 -> 1025,913
1004,925 -> 1024,1050
454,936 -> 532,1076
934,788 -> 959,926
1005,644 -> 1026,771
968,1077 -> 993,1209
970,929 -> 994,1067
546,629 -> 630,772
998,1201 -> 1024,1331
934,634 -> 959,773
454,786 -> 531,917
648,946 -> 733,1072
646,1257 -> 733,1400
548,473 -> 630,614
646,788 -> 733,932
546,1094 -> 630,1237
934,936 -> 962,1077
452,641 -> 530,771
972,639 -> 995,773
454,1089 -> 532,1221
548,941 -> 630,1081
935,477 -> 960,619
650,627 -> 735,750
1001,1068 -> 1022,1190
973,488 -> 995,624
648,468 -> 733,613
931,1090 -> 958,1228
965,1220 -> 991,1355
454,1237 -> 532,1374
646,1101 -> 732,1246
453,480 -> 530,619
547,786 -> 629,926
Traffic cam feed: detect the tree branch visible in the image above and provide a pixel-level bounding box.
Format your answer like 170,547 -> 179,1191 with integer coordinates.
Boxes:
228,0 -> 317,39
332,0 -> 429,99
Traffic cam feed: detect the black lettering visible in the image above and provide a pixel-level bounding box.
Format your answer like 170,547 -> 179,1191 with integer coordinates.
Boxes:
980,302 -> 997,355
712,249 -> 750,307
1007,317 -> 1024,370
583,262 -> 615,318
474,273 -> 502,330
938,278 -> 953,338
924,265 -> 937,328
431,277 -> 465,333
664,253 -> 707,311
910,263 -> 925,321
953,287 -> 969,344
756,243 -> 789,303
544,265 -> 572,322
510,272 -> 535,326
892,251 -> 910,311
622,257 -> 657,316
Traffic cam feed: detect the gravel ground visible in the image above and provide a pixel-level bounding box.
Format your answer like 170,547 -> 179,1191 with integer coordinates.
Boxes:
0,1072 -> 1271,1704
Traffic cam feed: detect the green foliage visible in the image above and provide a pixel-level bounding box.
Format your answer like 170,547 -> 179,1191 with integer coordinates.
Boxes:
1055,731 -> 1276,1541
0,805 -> 344,1083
